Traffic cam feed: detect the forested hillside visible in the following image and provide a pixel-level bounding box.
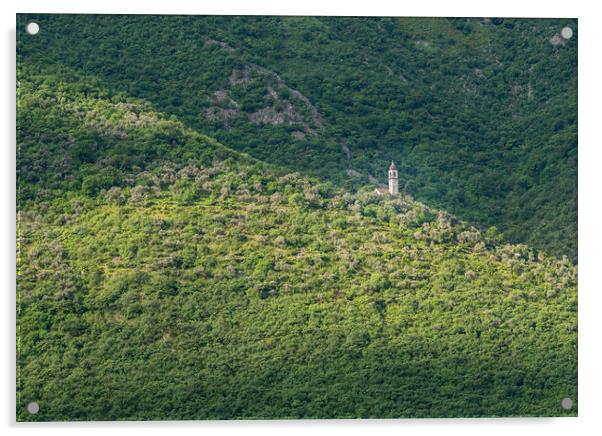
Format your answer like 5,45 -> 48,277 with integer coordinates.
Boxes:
16,44 -> 577,420
16,14 -> 578,261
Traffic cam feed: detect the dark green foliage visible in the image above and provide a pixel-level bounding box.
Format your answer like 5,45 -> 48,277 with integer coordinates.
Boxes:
16,70 -> 576,420
16,14 -> 577,260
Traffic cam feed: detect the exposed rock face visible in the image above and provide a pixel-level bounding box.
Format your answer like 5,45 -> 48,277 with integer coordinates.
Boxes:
229,65 -> 253,86
248,94 -> 315,135
249,107 -> 287,125
204,90 -> 240,125
212,90 -> 229,102
201,38 -> 328,139
204,39 -> 236,52
248,63 -> 325,130
266,86 -> 278,99
205,107 -> 238,123
221,62 -> 325,136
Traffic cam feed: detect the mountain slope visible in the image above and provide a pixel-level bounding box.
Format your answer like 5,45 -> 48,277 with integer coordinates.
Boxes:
16,65 -> 577,420
17,14 -> 578,261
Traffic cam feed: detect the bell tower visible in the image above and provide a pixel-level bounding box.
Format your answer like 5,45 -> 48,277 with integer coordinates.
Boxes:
388,161 -> 398,195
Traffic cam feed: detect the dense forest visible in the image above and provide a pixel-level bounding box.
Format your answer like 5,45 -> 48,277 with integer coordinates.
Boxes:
16,14 -> 577,261
16,14 -> 577,420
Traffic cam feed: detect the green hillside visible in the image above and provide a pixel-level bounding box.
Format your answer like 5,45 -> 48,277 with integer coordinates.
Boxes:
16,56 -> 577,420
16,14 -> 577,261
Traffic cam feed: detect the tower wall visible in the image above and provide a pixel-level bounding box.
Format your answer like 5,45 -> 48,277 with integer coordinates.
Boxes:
388,169 -> 398,194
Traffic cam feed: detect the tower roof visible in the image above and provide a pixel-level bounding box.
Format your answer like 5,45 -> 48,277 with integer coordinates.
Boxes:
389,161 -> 397,170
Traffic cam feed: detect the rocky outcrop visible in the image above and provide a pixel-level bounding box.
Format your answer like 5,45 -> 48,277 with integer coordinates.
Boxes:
217,62 -> 326,136
204,39 -> 236,52
204,90 -> 240,125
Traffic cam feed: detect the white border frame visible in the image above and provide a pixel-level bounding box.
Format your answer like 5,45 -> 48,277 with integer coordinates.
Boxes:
3,1 -> 601,435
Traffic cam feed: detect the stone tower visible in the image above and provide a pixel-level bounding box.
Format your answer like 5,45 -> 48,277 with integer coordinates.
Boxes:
388,161 -> 398,195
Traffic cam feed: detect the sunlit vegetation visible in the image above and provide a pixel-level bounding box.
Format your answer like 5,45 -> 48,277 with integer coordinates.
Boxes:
16,14 -> 577,260
16,66 -> 576,420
